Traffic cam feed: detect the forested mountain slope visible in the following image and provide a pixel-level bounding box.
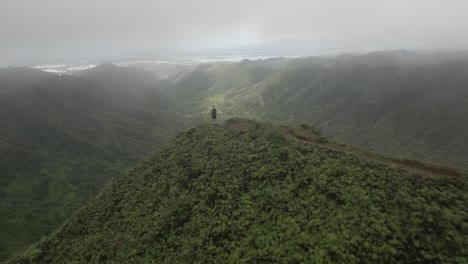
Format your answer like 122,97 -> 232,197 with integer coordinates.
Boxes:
2,51 -> 467,261
0,67 -> 54,94
0,65 -> 184,260
161,51 -> 468,169
8,119 -> 466,263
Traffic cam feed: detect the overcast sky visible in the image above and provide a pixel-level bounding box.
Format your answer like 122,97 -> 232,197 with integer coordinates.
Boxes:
1,0 -> 467,62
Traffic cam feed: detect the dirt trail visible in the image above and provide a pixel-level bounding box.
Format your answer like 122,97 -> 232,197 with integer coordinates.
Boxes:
220,120 -> 463,178
286,130 -> 463,178
223,121 -> 253,132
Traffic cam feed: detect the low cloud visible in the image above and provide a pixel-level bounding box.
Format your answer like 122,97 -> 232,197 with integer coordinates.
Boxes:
1,0 -> 467,61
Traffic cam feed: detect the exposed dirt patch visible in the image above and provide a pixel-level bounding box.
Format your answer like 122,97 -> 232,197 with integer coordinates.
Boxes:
287,131 -> 313,142
224,122 -> 253,132
397,159 -> 461,177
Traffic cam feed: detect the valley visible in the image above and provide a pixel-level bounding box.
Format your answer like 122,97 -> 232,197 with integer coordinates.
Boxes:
1,51 -> 467,261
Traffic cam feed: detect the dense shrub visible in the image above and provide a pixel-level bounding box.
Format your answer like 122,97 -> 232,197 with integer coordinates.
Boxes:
9,120 -> 467,263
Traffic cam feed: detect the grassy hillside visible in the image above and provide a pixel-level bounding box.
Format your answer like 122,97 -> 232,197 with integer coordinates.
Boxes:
9,119 -> 466,263
160,51 -> 468,170
0,65 -> 186,260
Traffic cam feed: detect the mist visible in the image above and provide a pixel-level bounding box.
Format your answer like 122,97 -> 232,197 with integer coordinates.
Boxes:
1,0 -> 468,62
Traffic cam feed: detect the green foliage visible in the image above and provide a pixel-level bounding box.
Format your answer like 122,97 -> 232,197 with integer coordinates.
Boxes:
9,120 -> 467,263
0,65 -> 186,261
160,52 -> 468,170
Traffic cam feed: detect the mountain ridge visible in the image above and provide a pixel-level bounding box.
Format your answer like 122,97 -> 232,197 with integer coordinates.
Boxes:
8,118 -> 466,263
159,52 -> 468,169
1,52 -> 467,260
0,65 -> 185,260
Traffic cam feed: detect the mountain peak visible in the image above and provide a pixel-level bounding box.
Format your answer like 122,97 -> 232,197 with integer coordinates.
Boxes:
368,49 -> 413,57
95,62 -> 119,69
9,119 -> 466,263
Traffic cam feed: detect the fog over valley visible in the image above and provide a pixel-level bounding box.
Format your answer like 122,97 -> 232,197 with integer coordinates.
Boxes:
0,1 -> 467,263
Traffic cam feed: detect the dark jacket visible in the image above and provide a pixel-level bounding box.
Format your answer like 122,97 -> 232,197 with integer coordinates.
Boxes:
211,108 -> 217,119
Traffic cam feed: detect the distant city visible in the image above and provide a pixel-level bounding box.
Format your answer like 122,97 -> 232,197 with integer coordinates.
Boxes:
1,46 -> 378,75
31,51 -> 299,74
0,50 -> 295,74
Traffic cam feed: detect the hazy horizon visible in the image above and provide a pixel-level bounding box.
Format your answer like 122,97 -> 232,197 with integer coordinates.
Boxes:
1,0 -> 468,63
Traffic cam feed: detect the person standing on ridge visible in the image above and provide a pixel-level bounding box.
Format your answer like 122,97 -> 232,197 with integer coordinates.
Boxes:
211,106 -> 217,123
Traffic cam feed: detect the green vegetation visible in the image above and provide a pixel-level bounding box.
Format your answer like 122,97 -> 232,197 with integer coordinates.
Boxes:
9,119 -> 466,263
161,51 -> 468,170
2,52 -> 468,261
0,65 -> 186,260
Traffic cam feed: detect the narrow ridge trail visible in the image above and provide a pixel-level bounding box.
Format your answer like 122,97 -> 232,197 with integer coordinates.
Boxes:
220,120 -> 463,178
285,129 -> 463,178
